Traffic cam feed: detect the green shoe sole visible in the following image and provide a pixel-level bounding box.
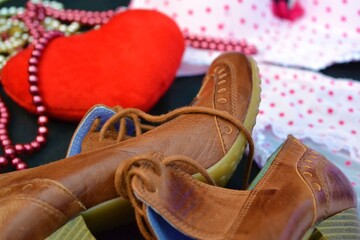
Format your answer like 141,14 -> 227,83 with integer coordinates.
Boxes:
303,208 -> 360,240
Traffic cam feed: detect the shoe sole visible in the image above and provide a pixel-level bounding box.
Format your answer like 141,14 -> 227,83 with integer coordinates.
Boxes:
302,208 -> 360,240
47,56 -> 262,237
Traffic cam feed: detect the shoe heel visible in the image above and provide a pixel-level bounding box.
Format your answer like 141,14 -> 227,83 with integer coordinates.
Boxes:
308,208 -> 360,240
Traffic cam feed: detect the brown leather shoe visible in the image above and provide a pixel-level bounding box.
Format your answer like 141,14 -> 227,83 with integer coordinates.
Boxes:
114,136 -> 359,240
116,136 -> 359,240
0,52 -> 261,239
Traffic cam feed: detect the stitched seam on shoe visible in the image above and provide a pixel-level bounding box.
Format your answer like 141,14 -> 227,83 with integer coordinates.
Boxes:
315,155 -> 330,217
227,62 -> 236,153
3,196 -> 67,221
214,116 -> 227,155
297,150 -> 318,226
215,62 -> 240,153
1,179 -> 86,211
229,61 -> 241,154
229,62 -> 237,122
212,73 -> 227,155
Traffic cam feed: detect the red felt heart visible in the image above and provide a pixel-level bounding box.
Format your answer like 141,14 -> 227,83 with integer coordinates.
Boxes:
1,10 -> 184,121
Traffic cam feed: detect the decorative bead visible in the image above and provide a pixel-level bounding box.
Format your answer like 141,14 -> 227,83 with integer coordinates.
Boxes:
31,50 -> 41,57
28,65 -> 38,73
33,95 -> 43,106
29,57 -> 39,65
11,157 -> 21,166
0,118 -> 8,124
36,105 -> 46,114
29,85 -> 40,95
4,146 -> 15,158
23,143 -> 33,154
0,156 -> 8,167
16,161 -> 27,170
39,37 -> 48,44
0,111 -> 8,119
38,126 -> 48,136
36,135 -> 46,145
0,135 -> 8,141
28,75 -> 39,84
30,141 -> 40,151
37,115 -> 48,125
1,140 -> 11,148
14,144 -> 24,154
34,43 -> 44,51
31,32 -> 40,39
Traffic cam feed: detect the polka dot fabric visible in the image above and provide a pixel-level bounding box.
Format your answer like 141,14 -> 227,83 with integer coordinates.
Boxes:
255,63 -> 360,163
130,0 -> 360,71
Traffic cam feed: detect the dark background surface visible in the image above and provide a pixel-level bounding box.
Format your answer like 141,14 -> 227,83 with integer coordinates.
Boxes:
1,0 -> 360,239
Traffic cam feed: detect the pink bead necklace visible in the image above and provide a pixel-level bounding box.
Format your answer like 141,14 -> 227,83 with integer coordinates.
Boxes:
0,1 -> 115,170
184,34 -> 257,55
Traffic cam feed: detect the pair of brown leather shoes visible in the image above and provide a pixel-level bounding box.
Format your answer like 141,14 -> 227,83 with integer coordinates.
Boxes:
0,52 -> 261,239
0,52 -> 358,240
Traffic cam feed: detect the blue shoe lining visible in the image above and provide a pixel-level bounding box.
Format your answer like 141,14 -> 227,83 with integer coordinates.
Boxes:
147,206 -> 193,240
67,106 -> 134,157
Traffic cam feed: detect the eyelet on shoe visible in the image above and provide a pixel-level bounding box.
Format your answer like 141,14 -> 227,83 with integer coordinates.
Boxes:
305,159 -> 314,164
147,186 -> 158,194
217,80 -> 227,85
217,88 -> 227,94
217,98 -> 228,104
312,182 -> 322,191
22,183 -> 33,192
224,125 -> 233,135
219,73 -> 228,79
216,67 -> 226,74
1,187 -> 11,195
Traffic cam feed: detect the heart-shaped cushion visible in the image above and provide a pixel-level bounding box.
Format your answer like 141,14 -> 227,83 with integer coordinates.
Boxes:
1,9 -> 184,121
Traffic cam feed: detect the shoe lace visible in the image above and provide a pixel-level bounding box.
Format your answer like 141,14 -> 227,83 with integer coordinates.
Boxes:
99,105 -> 255,188
114,154 -> 216,240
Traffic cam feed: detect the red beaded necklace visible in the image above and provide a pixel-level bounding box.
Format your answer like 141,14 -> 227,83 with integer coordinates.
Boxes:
0,1 -> 115,170
184,34 -> 257,54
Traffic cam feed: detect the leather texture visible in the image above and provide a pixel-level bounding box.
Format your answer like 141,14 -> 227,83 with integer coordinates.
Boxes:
0,52 -> 257,239
129,136 -> 357,240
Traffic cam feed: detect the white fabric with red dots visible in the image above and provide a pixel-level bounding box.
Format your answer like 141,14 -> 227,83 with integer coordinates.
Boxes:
129,0 -> 360,71
255,63 -> 360,163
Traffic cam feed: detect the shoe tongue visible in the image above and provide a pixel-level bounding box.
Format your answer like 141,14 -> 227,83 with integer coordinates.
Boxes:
190,74 -> 216,109
66,105 -> 135,157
